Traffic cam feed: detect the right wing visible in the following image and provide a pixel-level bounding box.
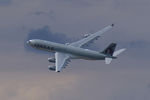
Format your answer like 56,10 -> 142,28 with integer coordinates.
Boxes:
70,24 -> 114,47
55,52 -> 70,72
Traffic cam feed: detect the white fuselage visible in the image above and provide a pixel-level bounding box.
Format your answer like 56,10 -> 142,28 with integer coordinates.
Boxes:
27,39 -> 107,60
26,24 -> 126,72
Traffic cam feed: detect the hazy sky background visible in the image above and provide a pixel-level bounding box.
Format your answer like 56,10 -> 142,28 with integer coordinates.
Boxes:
0,0 -> 150,100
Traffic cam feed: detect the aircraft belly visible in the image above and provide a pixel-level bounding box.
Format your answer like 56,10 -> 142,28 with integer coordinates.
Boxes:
40,42 -> 105,60
55,46 -> 105,60
76,55 -> 104,60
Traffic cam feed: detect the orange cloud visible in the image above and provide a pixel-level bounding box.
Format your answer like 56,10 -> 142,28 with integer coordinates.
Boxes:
0,72 -> 78,100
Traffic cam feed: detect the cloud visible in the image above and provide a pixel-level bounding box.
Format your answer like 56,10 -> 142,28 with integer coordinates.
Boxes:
0,0 -> 150,100
33,10 -> 56,20
59,0 -> 91,6
0,72 -> 78,100
26,26 -> 70,43
25,26 -> 71,53
0,0 -> 12,5
1,67 -> 150,100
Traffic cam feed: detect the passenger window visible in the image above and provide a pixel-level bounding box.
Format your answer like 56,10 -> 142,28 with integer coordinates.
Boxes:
43,45 -> 46,48
51,47 -> 54,50
47,46 -> 50,50
40,45 -> 43,48
37,44 -> 39,47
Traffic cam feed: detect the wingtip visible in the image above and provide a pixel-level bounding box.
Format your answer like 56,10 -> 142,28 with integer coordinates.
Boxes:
122,48 -> 127,51
111,24 -> 114,27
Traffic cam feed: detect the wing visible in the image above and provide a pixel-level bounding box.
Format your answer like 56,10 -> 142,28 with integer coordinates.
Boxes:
70,24 -> 114,47
55,52 -> 70,72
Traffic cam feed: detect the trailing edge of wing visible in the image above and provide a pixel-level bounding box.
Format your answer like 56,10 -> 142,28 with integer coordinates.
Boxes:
70,24 -> 114,47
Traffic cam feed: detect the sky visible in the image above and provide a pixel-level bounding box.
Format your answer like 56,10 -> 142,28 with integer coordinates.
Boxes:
0,0 -> 150,100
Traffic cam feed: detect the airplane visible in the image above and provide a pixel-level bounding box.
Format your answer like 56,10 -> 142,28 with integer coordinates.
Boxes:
27,24 -> 126,72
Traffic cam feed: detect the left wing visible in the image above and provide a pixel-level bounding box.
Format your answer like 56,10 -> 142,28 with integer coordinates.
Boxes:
55,52 -> 70,72
70,24 -> 114,47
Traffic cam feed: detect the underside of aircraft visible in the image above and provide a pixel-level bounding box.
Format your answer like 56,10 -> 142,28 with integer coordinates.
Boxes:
27,24 -> 126,72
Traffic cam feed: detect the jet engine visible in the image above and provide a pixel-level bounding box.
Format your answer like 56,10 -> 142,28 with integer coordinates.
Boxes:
48,65 -> 56,71
65,43 -> 70,45
83,34 -> 90,38
48,58 -> 55,63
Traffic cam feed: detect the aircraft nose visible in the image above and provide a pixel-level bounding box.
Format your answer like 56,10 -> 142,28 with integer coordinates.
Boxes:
27,40 -> 29,44
27,40 -> 32,45
27,40 -> 30,44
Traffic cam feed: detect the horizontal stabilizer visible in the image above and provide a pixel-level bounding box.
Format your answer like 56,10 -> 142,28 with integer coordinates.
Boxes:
105,57 -> 112,64
105,48 -> 126,64
113,48 -> 126,57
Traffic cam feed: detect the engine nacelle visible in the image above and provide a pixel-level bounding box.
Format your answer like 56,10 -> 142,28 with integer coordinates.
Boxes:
65,43 -> 70,45
83,34 -> 90,38
48,58 -> 55,63
48,65 -> 56,71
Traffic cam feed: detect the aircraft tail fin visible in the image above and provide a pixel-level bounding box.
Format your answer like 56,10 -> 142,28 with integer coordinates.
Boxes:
102,43 -> 126,64
104,48 -> 126,64
102,43 -> 117,56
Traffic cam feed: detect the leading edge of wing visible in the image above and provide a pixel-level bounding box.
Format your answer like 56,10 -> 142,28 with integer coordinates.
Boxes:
70,24 -> 114,47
